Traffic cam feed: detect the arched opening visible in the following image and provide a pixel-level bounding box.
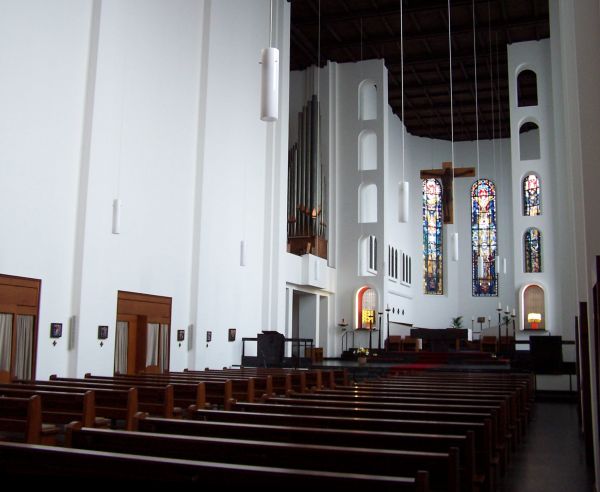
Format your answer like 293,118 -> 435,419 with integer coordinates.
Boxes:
355,286 -> 378,329
519,121 -> 540,161
358,129 -> 377,170
358,183 -> 378,223
517,69 -> 538,107
520,283 -> 546,331
358,80 -> 377,120
522,173 -> 541,216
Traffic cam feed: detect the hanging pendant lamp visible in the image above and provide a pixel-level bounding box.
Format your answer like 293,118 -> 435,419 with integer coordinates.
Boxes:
260,0 -> 279,121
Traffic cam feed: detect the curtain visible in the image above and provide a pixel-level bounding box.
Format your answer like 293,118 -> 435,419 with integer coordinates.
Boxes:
146,323 -> 159,366
0,313 -> 13,372
159,324 -> 169,372
15,315 -> 34,380
114,321 -> 128,374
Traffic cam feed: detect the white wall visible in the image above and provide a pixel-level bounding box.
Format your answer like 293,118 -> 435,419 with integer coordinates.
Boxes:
0,0 -> 291,377
0,0 -> 94,377
405,135 -> 514,331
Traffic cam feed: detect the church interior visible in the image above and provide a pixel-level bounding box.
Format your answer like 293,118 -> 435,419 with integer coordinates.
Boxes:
1,0 -> 600,489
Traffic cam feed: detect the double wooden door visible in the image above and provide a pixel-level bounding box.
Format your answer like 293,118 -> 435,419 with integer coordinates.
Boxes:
114,291 -> 171,375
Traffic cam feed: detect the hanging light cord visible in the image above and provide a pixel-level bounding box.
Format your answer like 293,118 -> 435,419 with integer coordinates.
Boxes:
488,0 -> 496,180
400,0 -> 405,182
472,0 -> 480,179
447,0 -> 455,224
269,0 -> 273,47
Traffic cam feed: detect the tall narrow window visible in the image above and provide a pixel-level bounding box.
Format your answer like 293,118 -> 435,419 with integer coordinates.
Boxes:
524,228 -> 542,273
423,178 -> 443,295
472,179 -> 498,296
523,173 -> 541,216
368,235 -> 377,273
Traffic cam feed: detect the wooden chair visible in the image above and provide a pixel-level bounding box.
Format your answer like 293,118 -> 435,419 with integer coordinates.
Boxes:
480,336 -> 498,354
402,337 -> 419,352
385,336 -> 402,351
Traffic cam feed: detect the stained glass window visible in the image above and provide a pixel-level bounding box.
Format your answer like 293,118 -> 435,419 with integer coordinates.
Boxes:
524,228 -> 542,272
471,179 -> 498,296
523,174 -> 541,216
423,178 -> 443,295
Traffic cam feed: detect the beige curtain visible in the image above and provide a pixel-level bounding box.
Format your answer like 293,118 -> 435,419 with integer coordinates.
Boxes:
146,323 -> 159,366
159,324 -> 169,372
0,313 -> 13,372
15,315 -> 34,380
114,321 -> 128,374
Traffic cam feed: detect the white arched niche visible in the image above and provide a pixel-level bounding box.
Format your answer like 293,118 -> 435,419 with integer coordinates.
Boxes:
358,79 -> 377,121
358,183 -> 378,223
358,130 -> 377,171
519,120 -> 540,161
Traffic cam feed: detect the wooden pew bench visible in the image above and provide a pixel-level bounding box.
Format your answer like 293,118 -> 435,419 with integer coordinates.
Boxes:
6,382 -> 138,430
0,441 -> 428,490
0,395 -> 58,444
193,408 -> 494,492
135,414 -> 476,492
68,426 -> 453,491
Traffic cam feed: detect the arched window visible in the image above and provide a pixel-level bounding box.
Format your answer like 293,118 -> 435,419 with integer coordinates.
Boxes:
523,173 -> 541,216
472,179 -> 498,296
358,235 -> 377,276
524,228 -> 542,273
358,80 -> 377,120
356,286 -> 377,329
519,121 -> 540,160
517,69 -> 538,107
423,178 -> 443,295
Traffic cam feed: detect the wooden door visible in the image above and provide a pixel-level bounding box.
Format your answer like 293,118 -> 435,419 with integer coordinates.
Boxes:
115,291 -> 171,375
0,274 -> 40,382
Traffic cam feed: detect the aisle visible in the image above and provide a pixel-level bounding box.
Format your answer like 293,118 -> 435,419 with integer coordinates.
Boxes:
498,401 -> 594,491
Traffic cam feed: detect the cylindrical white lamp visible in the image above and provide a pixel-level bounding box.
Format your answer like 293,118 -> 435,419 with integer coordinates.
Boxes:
495,256 -> 500,275
503,257 -> 507,274
477,255 -> 484,278
451,232 -> 459,261
399,181 -> 409,223
260,47 -> 279,121
112,198 -> 121,235
240,240 -> 247,267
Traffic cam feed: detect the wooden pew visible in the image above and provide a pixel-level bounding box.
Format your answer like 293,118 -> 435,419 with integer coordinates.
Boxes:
4,382 -> 138,430
135,414 -> 476,492
49,376 -> 177,418
86,374 -> 240,409
0,387 -> 96,427
0,441 -> 428,490
0,395 -> 58,444
193,408 -> 493,491
68,426 -> 455,491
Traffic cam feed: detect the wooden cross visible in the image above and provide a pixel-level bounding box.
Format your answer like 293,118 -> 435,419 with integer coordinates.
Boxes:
420,161 -> 475,224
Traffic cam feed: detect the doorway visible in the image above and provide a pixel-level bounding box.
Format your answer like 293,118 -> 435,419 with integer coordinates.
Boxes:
0,274 -> 40,382
114,291 -> 171,375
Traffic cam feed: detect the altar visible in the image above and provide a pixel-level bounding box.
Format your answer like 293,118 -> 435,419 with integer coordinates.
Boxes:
410,328 -> 470,352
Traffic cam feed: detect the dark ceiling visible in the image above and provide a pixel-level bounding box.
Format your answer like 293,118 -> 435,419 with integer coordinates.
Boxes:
290,0 -> 549,141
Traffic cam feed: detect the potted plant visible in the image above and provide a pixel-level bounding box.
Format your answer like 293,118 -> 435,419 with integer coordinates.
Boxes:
355,347 -> 369,365
450,316 -> 463,329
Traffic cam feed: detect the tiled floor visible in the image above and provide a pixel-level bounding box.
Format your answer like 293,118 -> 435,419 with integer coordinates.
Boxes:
498,401 -> 594,491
